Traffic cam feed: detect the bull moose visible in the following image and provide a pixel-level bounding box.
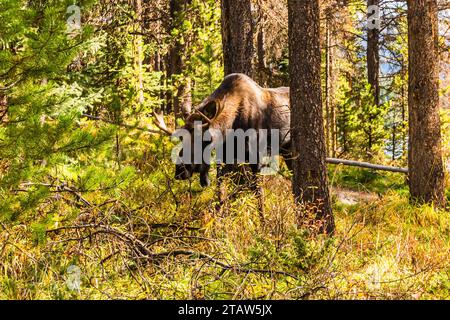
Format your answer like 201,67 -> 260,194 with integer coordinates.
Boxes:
154,73 -> 292,217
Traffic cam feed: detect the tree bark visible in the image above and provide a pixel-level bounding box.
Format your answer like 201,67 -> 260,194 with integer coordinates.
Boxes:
168,0 -> 192,119
329,19 -> 337,158
330,80 -> 337,158
325,14 -> 335,157
257,20 -> 267,86
366,0 -> 380,154
134,0 -> 145,107
288,0 -> 334,234
220,0 -> 254,77
180,77 -> 192,118
407,0 -> 445,206
367,0 -> 380,109
325,17 -> 331,157
401,63 -> 407,158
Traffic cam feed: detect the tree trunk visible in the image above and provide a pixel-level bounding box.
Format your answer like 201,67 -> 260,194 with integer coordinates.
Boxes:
165,54 -> 173,114
134,0 -> 144,107
288,0 -> 334,234
325,21 -> 330,157
256,5 -> 267,86
401,61 -> 407,158
330,81 -> 337,158
341,72 -> 354,154
367,0 -> 380,108
407,0 -> 445,207
392,115 -> 397,161
325,15 -> 332,157
329,18 -> 337,158
180,77 -> 192,118
219,0 -> 256,200
168,0 -> 192,120
367,0 -> 380,153
220,0 -> 254,76
257,22 -> 266,85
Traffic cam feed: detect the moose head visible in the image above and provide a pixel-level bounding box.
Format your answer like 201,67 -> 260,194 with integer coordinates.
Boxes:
173,99 -> 221,187
153,98 -> 222,187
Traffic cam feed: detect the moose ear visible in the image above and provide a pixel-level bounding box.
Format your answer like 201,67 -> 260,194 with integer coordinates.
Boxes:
202,101 -> 217,120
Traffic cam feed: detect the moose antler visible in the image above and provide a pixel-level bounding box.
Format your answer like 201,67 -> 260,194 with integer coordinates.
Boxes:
187,99 -> 222,127
192,108 -> 213,125
152,111 -> 173,135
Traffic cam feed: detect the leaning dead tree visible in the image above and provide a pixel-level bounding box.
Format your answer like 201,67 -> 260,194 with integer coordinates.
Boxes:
326,158 -> 408,174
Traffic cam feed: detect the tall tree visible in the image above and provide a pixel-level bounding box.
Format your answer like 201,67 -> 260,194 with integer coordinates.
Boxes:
288,0 -> 335,234
324,8 -> 337,158
256,10 -> 267,86
325,12 -> 332,157
366,0 -> 380,154
407,0 -> 446,206
168,0 -> 192,119
134,0 -> 145,107
220,0 -> 254,76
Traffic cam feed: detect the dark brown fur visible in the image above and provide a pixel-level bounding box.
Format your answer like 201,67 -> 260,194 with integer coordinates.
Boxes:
175,73 -> 292,217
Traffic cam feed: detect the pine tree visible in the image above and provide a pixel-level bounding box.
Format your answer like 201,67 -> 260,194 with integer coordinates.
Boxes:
407,0 -> 446,206
0,0 -> 113,218
288,0 -> 334,234
220,0 -> 254,76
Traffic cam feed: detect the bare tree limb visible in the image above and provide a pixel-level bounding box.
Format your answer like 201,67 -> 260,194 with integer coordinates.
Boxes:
326,158 -> 408,174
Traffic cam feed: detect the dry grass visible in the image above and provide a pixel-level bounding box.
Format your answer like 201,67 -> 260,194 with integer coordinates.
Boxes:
0,160 -> 449,300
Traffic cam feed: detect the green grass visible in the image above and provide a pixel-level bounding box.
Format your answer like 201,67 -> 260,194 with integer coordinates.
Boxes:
1,159 -> 449,299
328,164 -> 408,195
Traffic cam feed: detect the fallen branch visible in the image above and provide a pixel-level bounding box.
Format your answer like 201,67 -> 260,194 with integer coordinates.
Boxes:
148,223 -> 201,231
326,158 -> 408,174
47,223 -> 298,280
47,223 -> 153,256
0,78 -> 22,91
147,250 -> 299,280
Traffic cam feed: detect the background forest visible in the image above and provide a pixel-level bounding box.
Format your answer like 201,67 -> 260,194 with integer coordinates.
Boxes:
0,0 -> 449,299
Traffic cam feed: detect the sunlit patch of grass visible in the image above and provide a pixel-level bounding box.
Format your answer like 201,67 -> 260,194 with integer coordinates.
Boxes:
330,189 -> 450,299
328,164 -> 408,194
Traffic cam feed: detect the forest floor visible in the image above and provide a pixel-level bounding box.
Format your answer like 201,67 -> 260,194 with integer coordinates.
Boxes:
0,160 -> 449,300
